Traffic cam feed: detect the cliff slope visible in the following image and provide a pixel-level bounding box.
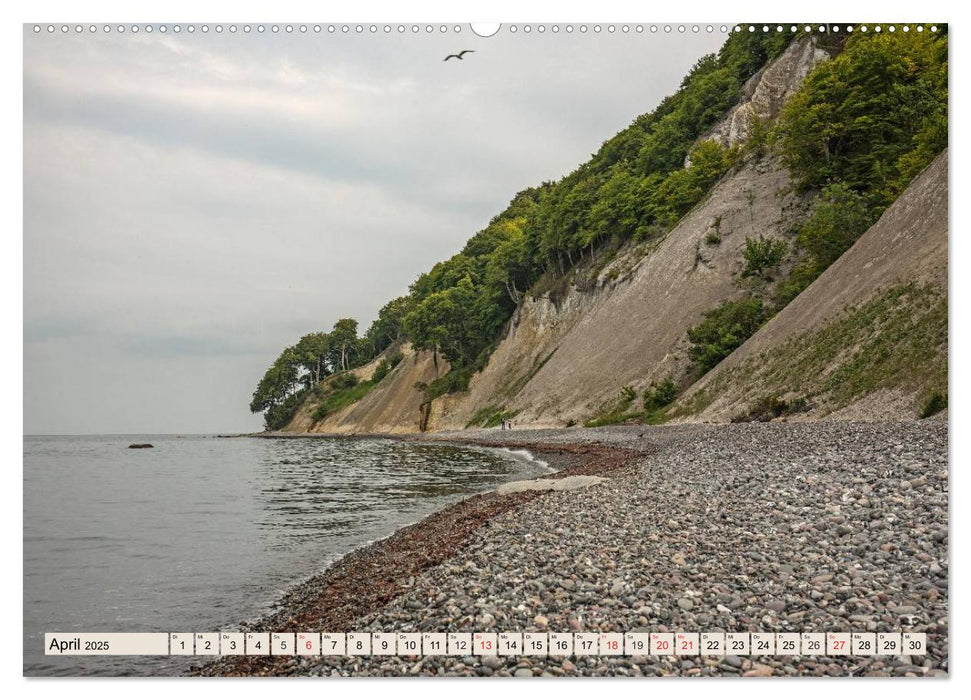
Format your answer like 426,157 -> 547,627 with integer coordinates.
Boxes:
287,343 -> 448,434
432,155 -> 810,429
673,149 -> 948,422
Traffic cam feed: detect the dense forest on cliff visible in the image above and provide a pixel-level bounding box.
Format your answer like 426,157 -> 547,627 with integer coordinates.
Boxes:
251,27 -> 947,430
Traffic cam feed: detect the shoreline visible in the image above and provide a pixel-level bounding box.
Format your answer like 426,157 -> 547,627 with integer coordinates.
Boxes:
192,434 -> 649,677
193,421 -> 947,678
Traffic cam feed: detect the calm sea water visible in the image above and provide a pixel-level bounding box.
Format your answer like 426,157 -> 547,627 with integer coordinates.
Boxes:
23,434 -> 548,676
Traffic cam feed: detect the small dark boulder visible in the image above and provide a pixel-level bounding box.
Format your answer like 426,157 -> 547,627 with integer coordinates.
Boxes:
128,443 -> 154,449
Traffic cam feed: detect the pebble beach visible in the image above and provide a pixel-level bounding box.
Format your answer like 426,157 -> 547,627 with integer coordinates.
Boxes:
194,420 -> 948,677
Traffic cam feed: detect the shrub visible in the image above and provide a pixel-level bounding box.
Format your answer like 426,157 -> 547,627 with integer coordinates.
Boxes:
372,359 -> 391,383
797,183 -> 874,273
773,260 -> 818,309
704,215 -> 723,245
424,368 -> 472,399
687,298 -> 767,373
919,391 -> 947,418
772,184 -> 876,311
331,372 -> 359,390
585,409 -> 640,428
742,235 -> 787,278
643,376 -> 678,410
731,395 -> 809,423
743,115 -> 771,158
586,385 -> 640,427
312,378 -> 379,423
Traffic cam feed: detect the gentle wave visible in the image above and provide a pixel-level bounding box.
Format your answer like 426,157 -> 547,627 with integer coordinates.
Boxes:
498,447 -> 553,473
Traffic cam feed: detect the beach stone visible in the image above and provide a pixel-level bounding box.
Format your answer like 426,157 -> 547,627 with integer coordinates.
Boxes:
724,656 -> 743,668
744,663 -> 774,677
481,656 -> 503,670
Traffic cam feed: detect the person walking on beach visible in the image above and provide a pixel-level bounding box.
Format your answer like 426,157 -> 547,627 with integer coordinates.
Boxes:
500,420 -> 506,430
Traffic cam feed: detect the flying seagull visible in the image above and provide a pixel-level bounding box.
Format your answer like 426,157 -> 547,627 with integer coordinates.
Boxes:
444,50 -> 475,62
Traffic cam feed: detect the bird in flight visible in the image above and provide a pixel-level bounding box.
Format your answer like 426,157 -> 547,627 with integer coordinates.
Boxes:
444,50 -> 475,62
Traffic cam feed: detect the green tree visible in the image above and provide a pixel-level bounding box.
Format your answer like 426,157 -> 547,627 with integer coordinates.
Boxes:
361,296 -> 412,360
647,141 -> 734,228
777,30 -> 947,204
484,221 -> 532,306
328,318 -> 359,372
250,345 -> 305,428
293,332 -> 331,387
404,275 -> 479,366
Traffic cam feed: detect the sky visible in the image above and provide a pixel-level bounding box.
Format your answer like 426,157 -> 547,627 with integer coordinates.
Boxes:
23,23 -> 727,434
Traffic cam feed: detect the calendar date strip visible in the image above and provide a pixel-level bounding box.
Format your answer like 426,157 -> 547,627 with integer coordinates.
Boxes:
46,631 -> 927,657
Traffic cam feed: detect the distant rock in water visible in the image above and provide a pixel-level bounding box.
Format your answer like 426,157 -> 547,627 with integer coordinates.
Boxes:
128,444 -> 154,449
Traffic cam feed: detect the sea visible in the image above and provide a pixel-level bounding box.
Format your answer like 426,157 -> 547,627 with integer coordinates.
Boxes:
23,434 -> 550,676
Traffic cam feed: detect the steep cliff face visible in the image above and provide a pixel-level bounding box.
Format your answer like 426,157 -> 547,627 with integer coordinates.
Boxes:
286,343 -> 449,434
432,155 -> 810,429
686,38 -> 829,163
673,150 -> 948,422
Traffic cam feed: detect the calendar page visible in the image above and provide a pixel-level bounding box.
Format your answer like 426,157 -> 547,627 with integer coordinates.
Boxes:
22,11 -> 948,682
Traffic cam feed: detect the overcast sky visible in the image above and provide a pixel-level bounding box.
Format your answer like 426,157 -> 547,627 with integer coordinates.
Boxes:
23,24 -> 726,434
